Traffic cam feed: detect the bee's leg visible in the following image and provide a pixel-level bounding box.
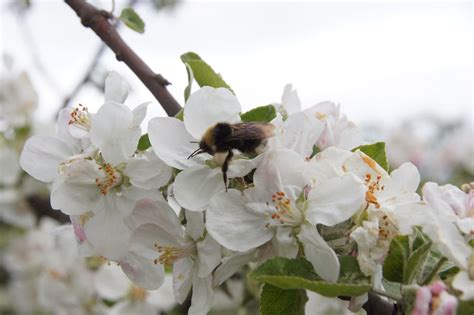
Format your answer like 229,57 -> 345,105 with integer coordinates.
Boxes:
221,150 -> 233,191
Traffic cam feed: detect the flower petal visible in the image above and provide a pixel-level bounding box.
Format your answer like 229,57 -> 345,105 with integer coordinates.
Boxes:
120,252 -> 165,290
83,208 -> 132,261
188,274 -> 213,315
378,162 -> 420,205
307,173 -> 365,226
89,101 -> 138,165
272,227 -> 299,258
213,250 -> 256,286
131,102 -> 149,127
185,211 -> 205,241
124,151 -> 172,189
184,87 -> 241,140
452,271 -> 474,300
298,223 -> 340,282
253,148 -> 307,198
20,136 -> 76,183
206,189 -> 272,252
148,117 -> 208,170
173,257 -> 194,304
280,112 -> 324,158
0,147 -> 20,185
281,84 -> 301,116
146,275 -> 176,311
130,223 -> 184,262
305,147 -> 353,184
127,198 -> 183,239
104,71 -> 129,103
196,233 -> 221,278
94,263 -> 130,300
174,165 -> 223,211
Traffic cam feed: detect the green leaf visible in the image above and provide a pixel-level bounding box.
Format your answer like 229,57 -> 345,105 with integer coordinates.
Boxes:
412,227 -> 430,252
250,256 -> 371,297
457,300 -> 474,315
180,52 -> 232,91
404,239 -> 431,284
137,134 -> 151,151
183,63 -> 194,102
240,105 -> 276,123
352,142 -> 389,172
260,284 -> 307,315
383,235 -> 409,283
174,108 -> 184,121
119,8 -> 145,34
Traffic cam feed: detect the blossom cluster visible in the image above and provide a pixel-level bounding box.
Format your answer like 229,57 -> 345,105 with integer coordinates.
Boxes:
17,72 -> 474,314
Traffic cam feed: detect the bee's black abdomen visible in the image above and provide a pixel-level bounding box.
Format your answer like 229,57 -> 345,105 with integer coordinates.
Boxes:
211,122 -> 274,154
213,123 -> 233,147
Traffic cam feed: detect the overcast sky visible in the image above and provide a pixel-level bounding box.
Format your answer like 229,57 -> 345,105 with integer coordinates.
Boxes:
0,0 -> 472,129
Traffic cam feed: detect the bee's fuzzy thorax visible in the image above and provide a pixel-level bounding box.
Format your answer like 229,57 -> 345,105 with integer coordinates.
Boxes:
202,125 -> 216,151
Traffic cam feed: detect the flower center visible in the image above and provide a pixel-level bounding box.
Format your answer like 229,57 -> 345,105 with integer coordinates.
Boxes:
377,213 -> 397,240
95,164 -> 122,195
266,191 -> 304,228
68,104 -> 91,131
364,173 -> 384,209
129,286 -> 148,302
153,242 -> 196,266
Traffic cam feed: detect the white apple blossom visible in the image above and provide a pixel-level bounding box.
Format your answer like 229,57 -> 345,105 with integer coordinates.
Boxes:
305,291 -> 356,315
309,148 -> 425,276
128,199 -> 221,315
148,86 -> 258,211
0,69 -> 37,128
3,220 -> 102,315
206,147 -> 365,282
94,263 -> 176,315
306,101 -> 363,150
273,83 -> 302,118
420,182 -> 474,301
413,281 -> 458,315
20,72 -> 172,261
422,182 -> 474,235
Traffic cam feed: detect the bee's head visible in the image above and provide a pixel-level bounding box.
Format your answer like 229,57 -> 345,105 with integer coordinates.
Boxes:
187,139 -> 213,160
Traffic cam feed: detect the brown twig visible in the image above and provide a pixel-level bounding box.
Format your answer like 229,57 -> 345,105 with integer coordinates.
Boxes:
60,0 -> 139,112
64,0 -> 181,117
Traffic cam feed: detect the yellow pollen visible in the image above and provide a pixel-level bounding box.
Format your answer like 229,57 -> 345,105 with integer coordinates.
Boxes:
129,286 -> 148,301
48,269 -> 64,280
79,211 -> 94,226
364,173 -> 382,208
153,243 -> 195,265
315,112 -> 327,120
95,164 -> 122,195
68,104 -> 91,130
268,191 -> 303,227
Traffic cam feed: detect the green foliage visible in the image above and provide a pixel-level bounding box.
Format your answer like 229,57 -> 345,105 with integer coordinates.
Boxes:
174,108 -> 184,121
352,142 -> 389,172
383,230 -> 432,285
250,256 -> 371,297
260,284 -> 307,315
137,134 -> 151,151
457,300 -> 474,315
404,240 -> 431,284
383,235 -> 410,283
183,63 -> 194,101
240,105 -> 276,123
180,52 -> 232,92
119,8 -> 145,34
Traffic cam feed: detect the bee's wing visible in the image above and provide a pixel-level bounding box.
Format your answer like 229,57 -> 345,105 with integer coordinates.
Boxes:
225,123 -> 275,141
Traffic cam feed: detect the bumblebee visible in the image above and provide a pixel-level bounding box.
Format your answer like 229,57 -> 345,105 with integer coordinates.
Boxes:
188,122 -> 275,190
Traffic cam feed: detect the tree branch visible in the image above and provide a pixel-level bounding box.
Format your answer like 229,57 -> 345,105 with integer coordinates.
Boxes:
363,293 -> 398,315
64,0 -> 181,117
